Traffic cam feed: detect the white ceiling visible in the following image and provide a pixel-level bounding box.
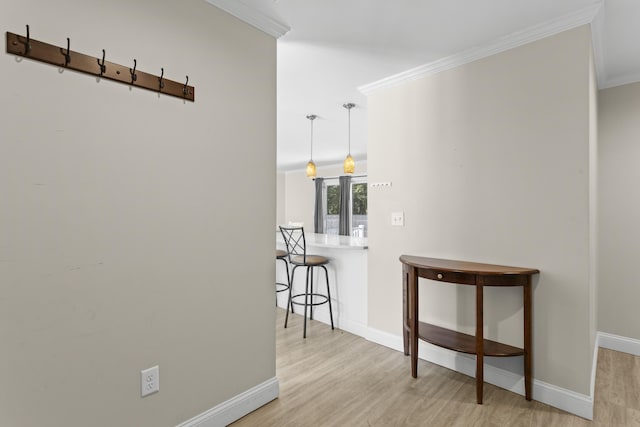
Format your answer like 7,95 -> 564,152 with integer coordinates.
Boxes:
205,0 -> 640,171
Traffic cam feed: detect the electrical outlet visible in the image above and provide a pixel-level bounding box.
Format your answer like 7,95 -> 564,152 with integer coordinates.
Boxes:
391,212 -> 405,226
141,365 -> 159,397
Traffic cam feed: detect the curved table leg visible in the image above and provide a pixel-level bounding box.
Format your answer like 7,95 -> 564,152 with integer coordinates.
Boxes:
476,284 -> 484,404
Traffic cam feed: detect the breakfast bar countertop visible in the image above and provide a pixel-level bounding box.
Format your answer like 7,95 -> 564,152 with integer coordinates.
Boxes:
276,231 -> 368,250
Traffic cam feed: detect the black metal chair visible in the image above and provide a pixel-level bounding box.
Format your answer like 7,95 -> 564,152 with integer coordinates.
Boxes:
279,226 -> 334,338
275,249 -> 293,313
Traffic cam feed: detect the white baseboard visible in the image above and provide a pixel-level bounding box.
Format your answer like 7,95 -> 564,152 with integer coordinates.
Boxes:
590,333 -> 600,404
277,300 -> 369,338
176,377 -> 279,427
365,326 -> 593,420
335,317 -> 369,338
598,331 -> 640,356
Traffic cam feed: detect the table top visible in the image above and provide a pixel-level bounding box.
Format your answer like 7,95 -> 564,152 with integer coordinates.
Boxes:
399,255 -> 539,275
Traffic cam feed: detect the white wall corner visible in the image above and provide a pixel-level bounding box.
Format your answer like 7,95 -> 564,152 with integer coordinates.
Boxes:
176,377 -> 279,427
366,326 -> 593,420
358,1 -> 603,96
590,0 -> 608,88
533,379 -> 593,420
204,0 -> 290,38
598,331 -> 640,356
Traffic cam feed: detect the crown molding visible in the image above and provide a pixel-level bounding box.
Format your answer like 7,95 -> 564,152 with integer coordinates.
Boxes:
204,0 -> 290,38
359,2 -> 604,96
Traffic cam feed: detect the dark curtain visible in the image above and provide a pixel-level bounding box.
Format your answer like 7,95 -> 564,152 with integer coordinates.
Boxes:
313,177 -> 324,233
338,175 -> 352,236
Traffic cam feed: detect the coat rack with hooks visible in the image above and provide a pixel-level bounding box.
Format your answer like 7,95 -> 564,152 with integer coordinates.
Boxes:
5,25 -> 195,102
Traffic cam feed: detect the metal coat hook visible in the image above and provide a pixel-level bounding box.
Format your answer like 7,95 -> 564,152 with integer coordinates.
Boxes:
24,24 -> 31,55
61,37 -> 71,67
130,59 -> 137,83
97,49 -> 106,76
159,68 -> 164,90
183,75 -> 189,96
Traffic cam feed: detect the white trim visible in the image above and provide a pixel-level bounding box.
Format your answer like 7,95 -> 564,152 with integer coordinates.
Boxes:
337,318 -> 369,338
176,377 -> 279,427
365,326 -> 593,420
534,379 -> 593,420
358,2 -> 603,96
590,332 -> 600,404
598,331 -> 640,356
203,0 -> 290,38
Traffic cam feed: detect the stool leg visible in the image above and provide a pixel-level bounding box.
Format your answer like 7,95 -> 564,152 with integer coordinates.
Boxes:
303,266 -> 311,338
285,260 -> 293,314
275,258 -> 281,306
285,266 -> 298,329
309,266 -> 315,321
322,265 -> 334,330
276,258 -> 294,313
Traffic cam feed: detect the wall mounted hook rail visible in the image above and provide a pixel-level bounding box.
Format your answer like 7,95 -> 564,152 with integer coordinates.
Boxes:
5,28 -> 195,102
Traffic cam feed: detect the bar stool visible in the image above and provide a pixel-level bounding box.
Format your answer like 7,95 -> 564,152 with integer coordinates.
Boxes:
276,249 -> 293,313
279,226 -> 334,338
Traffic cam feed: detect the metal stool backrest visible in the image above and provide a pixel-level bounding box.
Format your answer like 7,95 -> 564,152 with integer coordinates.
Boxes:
279,226 -> 308,264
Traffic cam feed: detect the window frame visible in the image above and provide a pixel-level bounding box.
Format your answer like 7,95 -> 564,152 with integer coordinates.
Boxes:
321,176 -> 367,236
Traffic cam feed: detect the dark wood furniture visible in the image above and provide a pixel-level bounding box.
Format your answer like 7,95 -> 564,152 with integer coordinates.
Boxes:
400,255 -> 539,404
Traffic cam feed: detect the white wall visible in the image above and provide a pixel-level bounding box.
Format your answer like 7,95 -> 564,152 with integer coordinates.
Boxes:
0,1 -> 276,426
280,161 -> 367,229
598,81 -> 640,341
367,26 -> 596,395
276,171 -> 285,225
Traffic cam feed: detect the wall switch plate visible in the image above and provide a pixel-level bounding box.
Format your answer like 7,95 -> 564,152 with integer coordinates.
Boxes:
391,212 -> 405,226
141,365 -> 159,397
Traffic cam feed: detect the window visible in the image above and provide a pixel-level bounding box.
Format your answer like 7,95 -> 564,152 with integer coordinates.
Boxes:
322,177 -> 367,237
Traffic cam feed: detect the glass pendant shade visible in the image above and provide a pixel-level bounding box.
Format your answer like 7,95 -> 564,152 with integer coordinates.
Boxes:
306,160 -> 317,178
343,103 -> 356,175
343,154 -> 355,174
305,114 -> 317,179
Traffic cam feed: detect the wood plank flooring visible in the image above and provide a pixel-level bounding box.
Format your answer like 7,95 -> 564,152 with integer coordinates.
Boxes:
231,309 -> 640,426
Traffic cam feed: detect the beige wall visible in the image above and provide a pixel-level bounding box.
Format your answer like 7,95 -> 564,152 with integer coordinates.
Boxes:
280,162 -> 367,229
367,26 -> 596,394
588,44 -> 599,353
598,82 -> 640,341
0,1 -> 276,426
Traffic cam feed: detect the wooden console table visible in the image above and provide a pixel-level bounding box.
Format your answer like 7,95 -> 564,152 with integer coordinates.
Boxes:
400,255 -> 539,404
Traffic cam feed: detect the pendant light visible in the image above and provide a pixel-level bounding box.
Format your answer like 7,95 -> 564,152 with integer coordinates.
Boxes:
306,114 -> 317,178
343,103 -> 355,175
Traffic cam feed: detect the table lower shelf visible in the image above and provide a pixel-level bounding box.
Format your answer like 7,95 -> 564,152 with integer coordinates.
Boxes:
417,322 -> 524,357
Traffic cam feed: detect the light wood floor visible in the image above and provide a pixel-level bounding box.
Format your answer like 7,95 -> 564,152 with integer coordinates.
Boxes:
231,309 -> 640,426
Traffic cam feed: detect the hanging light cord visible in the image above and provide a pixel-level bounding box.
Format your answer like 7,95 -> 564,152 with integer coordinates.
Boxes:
347,107 -> 351,155
310,117 -> 314,160
306,114 -> 316,160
